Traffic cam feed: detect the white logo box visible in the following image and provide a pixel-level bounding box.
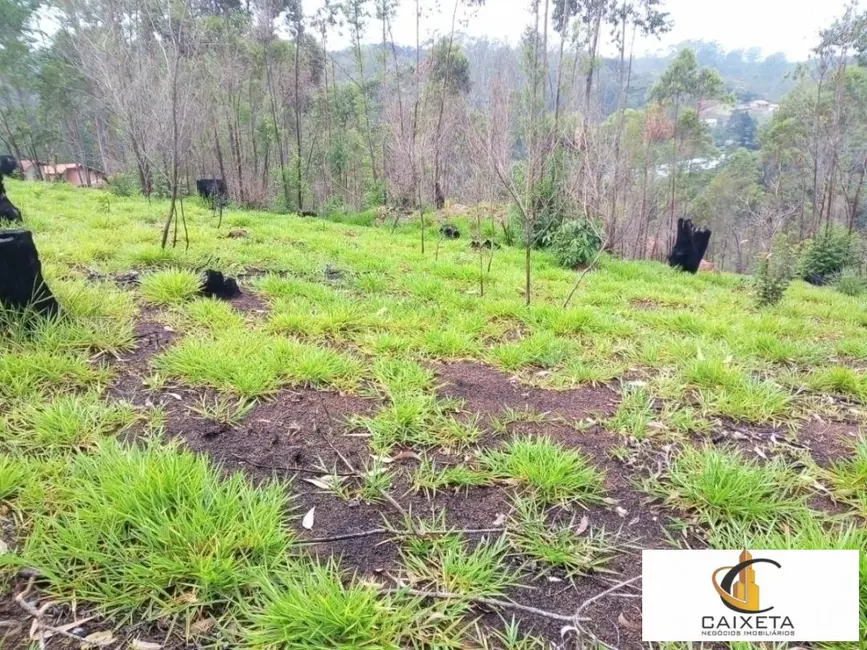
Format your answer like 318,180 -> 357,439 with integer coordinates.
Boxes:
642,549 -> 860,642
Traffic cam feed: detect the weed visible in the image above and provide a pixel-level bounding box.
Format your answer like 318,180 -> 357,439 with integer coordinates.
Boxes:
508,496 -> 618,577
824,438 -> 867,515
188,394 -> 256,427
242,560 -> 429,649
412,457 -> 492,495
0,455 -> 28,502
609,383 -> 655,439
401,533 -> 518,599
5,393 -> 139,452
648,445 -> 808,526
15,438 -> 292,620
140,268 -> 202,305
481,436 -> 605,505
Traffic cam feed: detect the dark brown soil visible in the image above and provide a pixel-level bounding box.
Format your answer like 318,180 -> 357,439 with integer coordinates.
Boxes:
435,360 -> 619,423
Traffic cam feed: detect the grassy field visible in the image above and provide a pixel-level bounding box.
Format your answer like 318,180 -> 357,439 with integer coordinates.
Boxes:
0,179 -> 865,649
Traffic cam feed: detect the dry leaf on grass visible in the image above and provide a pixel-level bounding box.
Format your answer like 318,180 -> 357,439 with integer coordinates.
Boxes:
301,507 -> 315,530
617,612 -> 641,631
130,640 -> 162,650
81,630 -> 116,648
574,515 -> 589,535
190,618 -> 216,635
303,477 -> 339,490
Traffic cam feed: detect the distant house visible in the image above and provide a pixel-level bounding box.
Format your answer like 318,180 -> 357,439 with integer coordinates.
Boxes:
20,160 -> 107,187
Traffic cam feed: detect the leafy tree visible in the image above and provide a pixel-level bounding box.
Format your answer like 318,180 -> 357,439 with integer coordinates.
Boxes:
429,38 -> 470,95
726,110 -> 756,150
650,48 -> 726,246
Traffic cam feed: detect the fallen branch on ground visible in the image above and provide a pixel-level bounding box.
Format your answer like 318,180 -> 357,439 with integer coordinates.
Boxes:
379,586 -> 590,624
296,526 -> 506,546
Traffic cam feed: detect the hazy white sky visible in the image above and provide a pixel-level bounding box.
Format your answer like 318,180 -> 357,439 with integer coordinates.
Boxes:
318,0 -> 856,61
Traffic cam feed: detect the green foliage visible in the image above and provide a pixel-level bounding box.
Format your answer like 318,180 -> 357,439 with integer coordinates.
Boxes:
547,218 -> 603,268
835,269 -> 867,297
649,445 -> 807,526
363,179 -> 387,209
754,249 -> 795,307
481,436 -> 606,505
429,37 -> 471,95
799,228 -> 859,282
243,560 -> 426,649
0,455 -> 28,502
106,171 -> 140,197
140,269 -> 202,305
15,438 -> 292,619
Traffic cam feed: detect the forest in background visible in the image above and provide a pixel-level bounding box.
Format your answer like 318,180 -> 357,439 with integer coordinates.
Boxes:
0,0 -> 865,275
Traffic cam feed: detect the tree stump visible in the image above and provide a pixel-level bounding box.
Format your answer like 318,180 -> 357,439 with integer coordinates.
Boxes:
668,218 -> 711,274
200,270 -> 240,299
0,230 -> 60,318
0,177 -> 22,223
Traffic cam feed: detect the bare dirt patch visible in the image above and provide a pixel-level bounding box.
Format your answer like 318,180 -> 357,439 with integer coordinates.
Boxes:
434,360 -> 618,422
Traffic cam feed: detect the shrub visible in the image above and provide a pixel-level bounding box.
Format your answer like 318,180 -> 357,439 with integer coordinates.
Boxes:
548,219 -> 603,268
321,195 -> 348,218
106,171 -> 139,197
363,179 -> 387,209
799,228 -> 859,282
835,270 -> 867,297
754,239 -> 796,307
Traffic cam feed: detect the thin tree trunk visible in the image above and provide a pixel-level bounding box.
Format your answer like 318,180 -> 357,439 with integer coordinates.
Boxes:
432,0 -> 461,209
294,34 -> 304,211
264,36 -> 290,208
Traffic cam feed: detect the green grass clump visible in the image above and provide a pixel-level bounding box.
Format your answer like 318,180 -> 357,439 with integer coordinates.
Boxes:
401,533 -> 518,599
824,438 -> 867,516
15,438 -> 292,621
0,350 -> 110,401
648,445 -> 808,526
509,496 -> 618,577
4,393 -> 139,452
140,268 -> 202,305
481,436 -> 605,505
609,383 -> 655,439
412,458 -> 492,495
242,560 -> 425,649
0,455 -> 28,502
705,515 -> 867,633
807,366 -> 867,403
155,330 -> 361,396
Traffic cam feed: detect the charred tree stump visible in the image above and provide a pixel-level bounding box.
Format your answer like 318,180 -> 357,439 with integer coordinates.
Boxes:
0,230 -> 59,318
200,270 -> 241,300
668,218 -> 711,274
0,176 -> 22,223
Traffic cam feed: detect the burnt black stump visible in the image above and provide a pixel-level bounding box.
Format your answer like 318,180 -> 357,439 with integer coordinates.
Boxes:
0,176 -> 22,223
668,218 -> 711,274
200,270 -> 241,300
0,230 -> 60,318
439,224 -> 460,239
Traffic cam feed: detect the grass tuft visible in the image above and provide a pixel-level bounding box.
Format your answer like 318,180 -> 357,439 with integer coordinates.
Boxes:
481,436 -> 605,505
15,438 -> 292,621
140,268 -> 202,305
647,445 -> 808,526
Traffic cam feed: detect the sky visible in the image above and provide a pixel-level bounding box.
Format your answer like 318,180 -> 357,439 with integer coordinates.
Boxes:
314,0 -> 857,61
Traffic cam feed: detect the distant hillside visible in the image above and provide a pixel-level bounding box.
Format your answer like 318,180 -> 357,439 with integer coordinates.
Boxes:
627,40 -> 799,102
331,38 -> 799,115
